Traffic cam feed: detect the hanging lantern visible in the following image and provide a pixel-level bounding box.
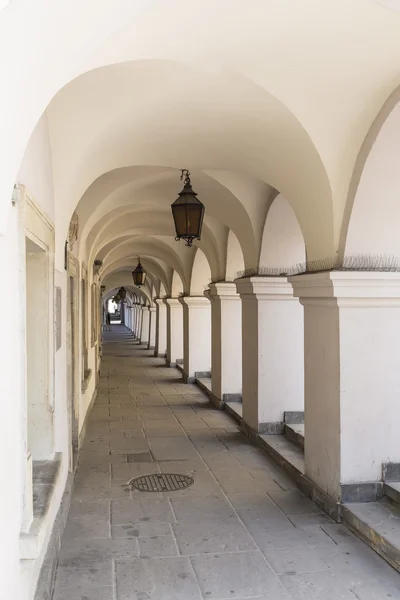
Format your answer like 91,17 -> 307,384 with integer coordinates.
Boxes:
171,169 -> 205,247
132,257 -> 146,288
118,287 -> 127,302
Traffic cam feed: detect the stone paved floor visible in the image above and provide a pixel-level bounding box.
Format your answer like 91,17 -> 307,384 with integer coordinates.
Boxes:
53,325 -> 400,600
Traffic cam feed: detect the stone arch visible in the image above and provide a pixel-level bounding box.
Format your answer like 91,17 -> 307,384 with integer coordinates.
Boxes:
341,90 -> 400,265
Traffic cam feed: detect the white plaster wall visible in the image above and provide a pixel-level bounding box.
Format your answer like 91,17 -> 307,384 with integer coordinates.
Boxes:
17,112 -> 55,222
0,206 -> 25,600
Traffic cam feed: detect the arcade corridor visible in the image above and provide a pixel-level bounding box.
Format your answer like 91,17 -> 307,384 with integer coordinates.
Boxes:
52,326 -> 400,600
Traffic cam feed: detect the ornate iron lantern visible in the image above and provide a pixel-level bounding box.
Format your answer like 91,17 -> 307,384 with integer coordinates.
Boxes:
171,169 -> 205,247
132,257 -> 146,288
118,287 -> 127,302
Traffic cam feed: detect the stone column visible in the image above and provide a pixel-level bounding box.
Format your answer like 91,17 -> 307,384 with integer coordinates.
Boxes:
136,304 -> 143,340
164,298 -> 183,367
235,277 -> 304,434
208,282 -> 242,403
291,271 -> 400,502
148,307 -> 156,349
140,306 -> 150,344
179,296 -> 211,383
155,298 -> 167,357
132,304 -> 137,336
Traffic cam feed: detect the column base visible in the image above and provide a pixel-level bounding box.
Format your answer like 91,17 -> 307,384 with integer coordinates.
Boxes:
238,419 -> 341,521
166,358 -> 183,368
182,371 -> 195,384
154,351 -> 166,358
222,393 -> 242,402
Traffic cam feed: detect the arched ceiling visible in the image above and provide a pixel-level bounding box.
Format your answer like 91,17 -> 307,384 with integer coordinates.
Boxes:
6,0 -> 400,289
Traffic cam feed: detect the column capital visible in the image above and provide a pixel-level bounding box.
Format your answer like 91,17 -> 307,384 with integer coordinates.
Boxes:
208,281 -> 239,299
235,276 -> 295,300
179,295 -> 211,308
155,297 -> 166,306
164,297 -> 181,307
149,306 -> 156,312
290,271 -> 400,307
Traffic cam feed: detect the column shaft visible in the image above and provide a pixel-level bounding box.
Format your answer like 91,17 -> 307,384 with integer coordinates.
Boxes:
148,307 -> 156,349
236,277 -> 304,434
164,298 -> 183,367
155,299 -> 167,357
208,283 -> 242,401
136,305 -> 143,340
140,307 -> 150,344
291,271 -> 400,502
180,296 -> 211,382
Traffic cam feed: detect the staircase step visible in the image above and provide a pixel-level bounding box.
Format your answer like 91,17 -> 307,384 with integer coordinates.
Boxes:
384,481 -> 400,506
342,497 -> 400,573
284,423 -> 304,449
259,433 -> 305,481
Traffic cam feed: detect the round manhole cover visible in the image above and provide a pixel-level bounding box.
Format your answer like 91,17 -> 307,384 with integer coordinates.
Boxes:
130,473 -> 194,492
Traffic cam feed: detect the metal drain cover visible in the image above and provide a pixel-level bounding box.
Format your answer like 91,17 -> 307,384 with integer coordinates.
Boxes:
130,473 -> 194,492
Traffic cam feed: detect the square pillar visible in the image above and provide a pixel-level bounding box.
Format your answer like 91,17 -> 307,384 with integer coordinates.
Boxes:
155,298 -> 167,357
208,282 -> 242,402
291,271 -> 400,502
148,307 -> 156,349
140,306 -> 150,344
164,298 -> 183,367
132,304 -> 137,336
136,305 -> 143,340
179,296 -> 211,383
235,277 -> 304,434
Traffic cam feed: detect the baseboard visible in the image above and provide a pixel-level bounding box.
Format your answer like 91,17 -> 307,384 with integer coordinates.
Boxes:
383,462 -> 400,481
258,421 -> 284,435
284,411 -> 304,424
222,393 -> 242,402
341,482 -> 383,503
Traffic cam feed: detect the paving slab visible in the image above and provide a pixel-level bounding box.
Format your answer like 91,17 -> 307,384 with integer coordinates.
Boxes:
51,327 -> 400,600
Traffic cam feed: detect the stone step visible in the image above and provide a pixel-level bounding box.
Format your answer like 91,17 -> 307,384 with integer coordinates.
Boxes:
342,497 -> 400,573
284,423 -> 304,449
384,481 -> 400,506
258,433 -> 305,482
